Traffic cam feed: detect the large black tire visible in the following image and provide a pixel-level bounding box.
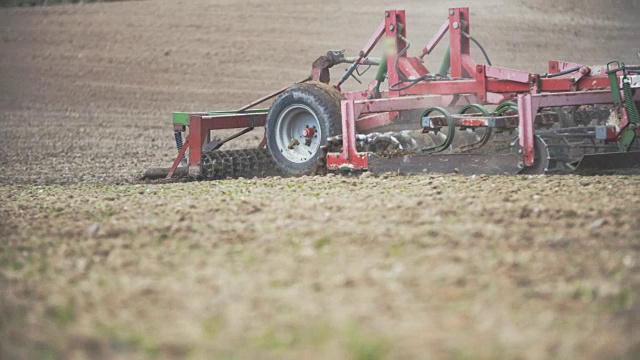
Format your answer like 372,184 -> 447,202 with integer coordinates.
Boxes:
265,82 -> 342,176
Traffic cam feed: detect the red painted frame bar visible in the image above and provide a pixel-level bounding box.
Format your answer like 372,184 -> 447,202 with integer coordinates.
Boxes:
360,94 -> 477,113
361,19 -> 387,59
422,20 -> 449,57
394,68 -> 613,93
356,112 -> 399,132
393,75 -> 614,101
199,114 -> 267,129
484,65 -> 532,83
548,60 -> 583,74
167,137 -> 189,179
328,100 -> 368,170
448,8 -> 470,78
187,113 -> 267,167
385,10 -> 407,97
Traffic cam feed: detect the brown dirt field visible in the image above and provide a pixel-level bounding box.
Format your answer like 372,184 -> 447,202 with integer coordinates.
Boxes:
1,0 -> 640,359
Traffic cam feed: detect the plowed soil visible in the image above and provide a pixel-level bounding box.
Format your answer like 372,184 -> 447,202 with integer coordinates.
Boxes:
1,0 -> 639,359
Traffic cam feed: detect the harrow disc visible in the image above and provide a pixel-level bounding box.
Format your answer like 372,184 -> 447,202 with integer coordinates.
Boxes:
510,135 -> 550,174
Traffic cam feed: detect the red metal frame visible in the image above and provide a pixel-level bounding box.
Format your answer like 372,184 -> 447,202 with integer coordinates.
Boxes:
172,8 -> 638,177
324,7 -> 638,170
171,113 -> 266,177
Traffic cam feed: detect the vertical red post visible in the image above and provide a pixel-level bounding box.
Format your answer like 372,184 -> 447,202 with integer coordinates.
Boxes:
517,94 -> 537,167
340,99 -> 358,161
449,7 -> 470,78
188,114 -> 205,166
326,99 -> 368,170
476,65 -> 487,103
385,10 -> 407,97
166,137 -> 189,179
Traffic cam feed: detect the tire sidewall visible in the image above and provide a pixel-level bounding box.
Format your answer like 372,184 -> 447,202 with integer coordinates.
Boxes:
266,83 -> 341,176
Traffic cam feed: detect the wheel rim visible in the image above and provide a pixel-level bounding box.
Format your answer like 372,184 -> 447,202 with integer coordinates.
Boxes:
274,104 -> 322,163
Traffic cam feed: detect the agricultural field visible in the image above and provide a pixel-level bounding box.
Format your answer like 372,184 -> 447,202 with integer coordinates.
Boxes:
1,0 -> 639,359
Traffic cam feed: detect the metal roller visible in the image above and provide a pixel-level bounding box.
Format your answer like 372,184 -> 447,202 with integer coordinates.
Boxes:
200,149 -> 282,180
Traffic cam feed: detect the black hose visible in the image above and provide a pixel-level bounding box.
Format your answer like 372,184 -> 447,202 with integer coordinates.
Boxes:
389,37 -> 423,91
389,31 -> 493,91
461,32 -> 492,66
389,34 -> 438,91
543,66 -> 581,78
394,37 -> 412,82
389,78 -> 426,91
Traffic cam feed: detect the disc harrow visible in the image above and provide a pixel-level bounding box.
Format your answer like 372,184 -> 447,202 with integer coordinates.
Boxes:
143,7 -> 640,181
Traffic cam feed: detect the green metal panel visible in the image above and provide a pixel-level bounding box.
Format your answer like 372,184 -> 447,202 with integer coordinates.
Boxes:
606,61 -> 623,106
172,112 -> 190,126
619,129 -> 636,151
622,77 -> 639,126
438,46 -> 451,77
620,76 -> 639,151
606,62 -> 639,152
375,55 -> 387,83
608,73 -> 622,105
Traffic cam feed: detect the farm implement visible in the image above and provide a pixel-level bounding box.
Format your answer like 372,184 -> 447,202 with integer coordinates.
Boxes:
143,7 -> 640,180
